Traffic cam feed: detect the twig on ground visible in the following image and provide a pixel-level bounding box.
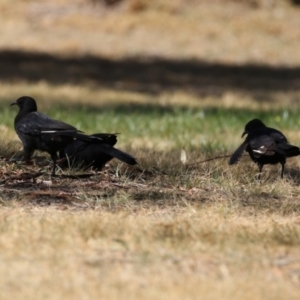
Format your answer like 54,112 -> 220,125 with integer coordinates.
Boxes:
186,154 -> 241,167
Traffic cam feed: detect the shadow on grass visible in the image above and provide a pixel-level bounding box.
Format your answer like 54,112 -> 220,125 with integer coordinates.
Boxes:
39,101 -> 300,118
1,49 -> 300,97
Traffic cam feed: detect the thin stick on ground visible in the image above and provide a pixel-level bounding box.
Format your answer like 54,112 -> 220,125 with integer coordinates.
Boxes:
185,154 -> 233,167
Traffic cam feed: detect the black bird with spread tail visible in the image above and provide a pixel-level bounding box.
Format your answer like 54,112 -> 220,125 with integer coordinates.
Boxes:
59,133 -> 137,170
229,118 -> 300,178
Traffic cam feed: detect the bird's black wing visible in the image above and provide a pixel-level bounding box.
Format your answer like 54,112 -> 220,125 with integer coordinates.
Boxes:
229,141 -> 248,165
16,112 -> 77,136
15,112 -> 105,143
248,127 -> 299,157
248,134 -> 277,156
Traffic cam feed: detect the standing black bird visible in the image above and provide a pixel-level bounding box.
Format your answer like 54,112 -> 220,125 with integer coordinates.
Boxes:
59,133 -> 137,170
11,96 -> 104,175
229,119 -> 300,178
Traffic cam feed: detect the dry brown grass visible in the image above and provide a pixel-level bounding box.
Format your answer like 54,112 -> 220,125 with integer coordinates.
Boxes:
0,146 -> 300,299
0,204 -> 299,300
1,0 -> 300,299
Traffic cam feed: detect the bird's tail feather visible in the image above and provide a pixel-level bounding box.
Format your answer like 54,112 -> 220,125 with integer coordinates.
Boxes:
98,144 -> 137,165
276,143 -> 300,157
91,133 -> 118,146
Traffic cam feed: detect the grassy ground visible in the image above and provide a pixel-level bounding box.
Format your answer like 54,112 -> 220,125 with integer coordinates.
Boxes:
0,0 -> 300,299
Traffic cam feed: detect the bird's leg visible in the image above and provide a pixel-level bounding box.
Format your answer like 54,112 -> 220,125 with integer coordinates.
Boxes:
22,147 -> 34,164
257,164 -> 263,180
280,162 -> 285,179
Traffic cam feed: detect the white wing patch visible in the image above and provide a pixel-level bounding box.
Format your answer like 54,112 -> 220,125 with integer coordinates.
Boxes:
253,145 -> 275,156
40,131 -> 58,133
253,146 -> 268,154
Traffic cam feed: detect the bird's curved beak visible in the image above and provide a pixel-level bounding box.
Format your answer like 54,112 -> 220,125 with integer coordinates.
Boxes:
10,101 -> 17,106
241,131 -> 247,138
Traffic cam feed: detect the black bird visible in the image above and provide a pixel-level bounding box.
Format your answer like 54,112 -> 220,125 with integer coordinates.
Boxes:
59,133 -> 137,170
229,118 -> 300,178
11,96 -> 104,175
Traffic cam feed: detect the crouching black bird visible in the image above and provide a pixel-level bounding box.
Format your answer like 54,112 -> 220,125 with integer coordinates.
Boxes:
59,133 -> 137,170
11,96 -> 104,176
229,119 -> 300,178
